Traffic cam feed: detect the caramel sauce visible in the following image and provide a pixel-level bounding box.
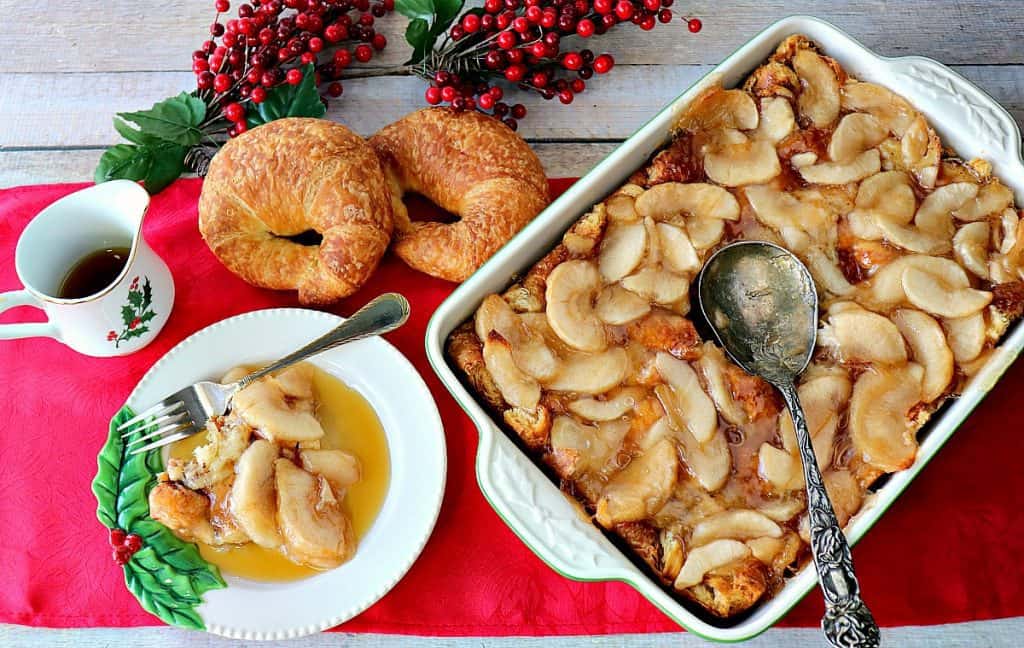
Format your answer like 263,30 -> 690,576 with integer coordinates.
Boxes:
169,364 -> 390,582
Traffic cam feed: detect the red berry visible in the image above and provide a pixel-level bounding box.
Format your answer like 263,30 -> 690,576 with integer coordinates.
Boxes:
109,528 -> 126,547
384,0 -> 395,8
465,97 -> 476,111
251,86 -> 267,103
334,48 -> 352,67
513,16 -> 529,32
688,17 -> 702,32
602,13 -> 617,28
497,31 -> 516,49
614,0 -> 634,20
324,23 -> 346,42
286,68 -> 303,85
489,86 -> 504,100
328,82 -> 343,97
434,70 -> 451,86
478,93 -> 495,110
308,37 -> 324,53
531,71 -> 548,88
571,78 -> 585,93
215,0 -> 230,13
526,5 -> 542,22
441,85 -> 457,102
112,547 -> 130,565
503,117 -> 518,131
224,102 -> 245,122
593,53 -> 614,74
300,51 -> 315,64
640,15 -> 655,30
504,64 -> 526,82
594,0 -> 613,13
485,0 -> 502,11
540,12 -> 556,28
562,52 -> 582,70
125,534 -> 143,553
576,18 -> 595,37
530,42 -> 547,58
451,96 -> 466,112
233,121 -> 248,136
643,0 -> 659,11
462,14 -> 480,32
425,85 -> 442,104
372,33 -> 387,50
511,103 -> 527,119
354,44 -> 372,62
192,59 -> 209,73
213,73 -> 232,93
558,89 -> 574,104
658,8 -> 672,23
197,71 -> 215,90
107,331 -> 117,341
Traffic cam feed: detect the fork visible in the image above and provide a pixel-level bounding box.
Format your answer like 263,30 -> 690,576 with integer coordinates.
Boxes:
118,293 -> 411,455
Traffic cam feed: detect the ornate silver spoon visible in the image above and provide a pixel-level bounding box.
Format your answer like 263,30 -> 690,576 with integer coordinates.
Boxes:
697,241 -> 880,648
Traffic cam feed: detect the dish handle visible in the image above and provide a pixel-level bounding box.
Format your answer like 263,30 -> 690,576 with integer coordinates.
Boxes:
476,424 -> 636,579
888,56 -> 1024,170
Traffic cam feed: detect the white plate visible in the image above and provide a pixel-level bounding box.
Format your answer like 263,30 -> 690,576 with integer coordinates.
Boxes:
126,308 -> 446,640
425,15 -> 1024,643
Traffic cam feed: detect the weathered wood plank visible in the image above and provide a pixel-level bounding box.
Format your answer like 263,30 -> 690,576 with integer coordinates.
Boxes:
2,64 -> 1022,148
0,0 -> 1022,73
0,142 -> 620,186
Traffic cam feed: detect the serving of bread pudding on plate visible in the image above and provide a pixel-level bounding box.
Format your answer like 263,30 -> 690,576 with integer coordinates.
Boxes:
447,35 -> 1024,619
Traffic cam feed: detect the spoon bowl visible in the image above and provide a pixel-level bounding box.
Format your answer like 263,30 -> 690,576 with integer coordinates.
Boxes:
698,241 -> 880,648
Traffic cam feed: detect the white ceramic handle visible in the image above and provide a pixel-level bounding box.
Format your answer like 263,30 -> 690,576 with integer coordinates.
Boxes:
0,290 -> 59,340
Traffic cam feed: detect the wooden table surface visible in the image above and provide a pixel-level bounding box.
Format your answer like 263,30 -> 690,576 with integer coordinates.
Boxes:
2,0 -> 1023,645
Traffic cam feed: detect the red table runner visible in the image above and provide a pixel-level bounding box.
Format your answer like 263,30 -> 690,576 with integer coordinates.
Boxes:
1,178 -> 1023,635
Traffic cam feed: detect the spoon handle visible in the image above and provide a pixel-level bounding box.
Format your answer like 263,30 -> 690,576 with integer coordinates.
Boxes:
778,383 -> 881,648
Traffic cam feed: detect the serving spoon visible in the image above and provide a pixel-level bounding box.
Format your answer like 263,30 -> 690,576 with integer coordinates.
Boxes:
697,241 -> 880,648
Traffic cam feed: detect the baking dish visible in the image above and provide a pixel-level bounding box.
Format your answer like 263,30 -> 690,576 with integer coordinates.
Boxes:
424,15 -> 1024,642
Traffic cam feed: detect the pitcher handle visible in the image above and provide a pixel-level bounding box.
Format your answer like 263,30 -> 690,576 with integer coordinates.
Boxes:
0,290 -> 60,340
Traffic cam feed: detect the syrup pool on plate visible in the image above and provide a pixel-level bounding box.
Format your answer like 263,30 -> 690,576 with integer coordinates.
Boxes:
169,364 -> 390,582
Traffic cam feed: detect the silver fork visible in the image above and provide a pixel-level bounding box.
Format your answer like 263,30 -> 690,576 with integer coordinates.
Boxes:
118,293 -> 411,455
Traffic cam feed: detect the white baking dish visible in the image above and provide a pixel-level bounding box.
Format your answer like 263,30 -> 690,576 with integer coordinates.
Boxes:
424,15 -> 1024,642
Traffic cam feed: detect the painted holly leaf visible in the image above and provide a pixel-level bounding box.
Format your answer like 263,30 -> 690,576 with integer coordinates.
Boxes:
140,310 -> 158,325
117,92 -> 207,147
142,278 -> 153,310
94,142 -> 188,195
92,407 -> 226,631
246,64 -> 326,128
122,326 -> 150,341
121,305 -> 136,327
127,290 -> 144,309
397,0 -> 465,63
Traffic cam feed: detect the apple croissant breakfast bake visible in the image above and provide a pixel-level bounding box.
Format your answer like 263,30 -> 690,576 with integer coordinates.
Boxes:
447,35 -> 1024,619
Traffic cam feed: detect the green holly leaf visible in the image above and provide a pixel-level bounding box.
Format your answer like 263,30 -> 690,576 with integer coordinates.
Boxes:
117,92 -> 206,147
142,278 -> 153,310
121,305 -> 135,326
247,64 -> 326,128
121,326 -> 150,342
94,142 -> 187,195
92,407 -> 227,630
139,310 -> 157,325
397,0 -> 465,64
127,290 -> 144,309
113,118 -> 163,145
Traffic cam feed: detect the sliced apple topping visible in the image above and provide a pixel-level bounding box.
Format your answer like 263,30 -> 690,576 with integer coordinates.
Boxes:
851,171 -> 916,227
828,113 -> 887,162
596,437 -> 678,527
942,312 -> 986,364
598,221 -> 647,282
635,182 -> 741,223
544,347 -> 629,394
621,267 -> 688,305
849,364 -> 923,472
595,284 -> 651,325
790,152 -> 818,168
654,352 -> 717,444
901,115 -> 941,188
660,529 -> 685,580
862,255 -> 969,308
606,192 -> 639,223
902,265 -> 992,318
953,181 -> 1014,222
799,149 -> 880,185
745,184 -> 833,240
678,87 -> 759,131
891,309 -> 954,402
550,415 -> 629,477
690,510 -> 783,547
875,218 -> 951,255
841,82 -> 918,136
914,182 -> 977,233
482,331 -> 541,410
757,497 -> 806,522
824,470 -> 863,528
696,342 -> 748,426
818,303 -> 907,364
747,536 -> 786,564
805,248 -> 855,297
657,223 -> 701,274
563,204 -> 607,255
569,387 -> 645,421
793,49 -> 840,128
673,539 -> 751,590
954,221 -> 991,280
704,139 -> 782,187
475,294 -> 558,380
758,443 -> 803,491
687,216 -> 727,250
546,260 -> 607,352
752,96 -> 795,143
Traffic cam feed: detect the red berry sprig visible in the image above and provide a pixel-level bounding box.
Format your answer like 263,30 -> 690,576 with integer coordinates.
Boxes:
408,0 -> 698,130
193,0 -> 397,137
109,528 -> 143,565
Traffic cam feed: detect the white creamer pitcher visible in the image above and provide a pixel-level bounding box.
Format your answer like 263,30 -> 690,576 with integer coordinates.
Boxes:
0,180 -> 174,357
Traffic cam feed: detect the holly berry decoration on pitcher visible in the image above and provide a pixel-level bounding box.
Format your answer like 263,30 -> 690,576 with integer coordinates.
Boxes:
109,276 -> 156,348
